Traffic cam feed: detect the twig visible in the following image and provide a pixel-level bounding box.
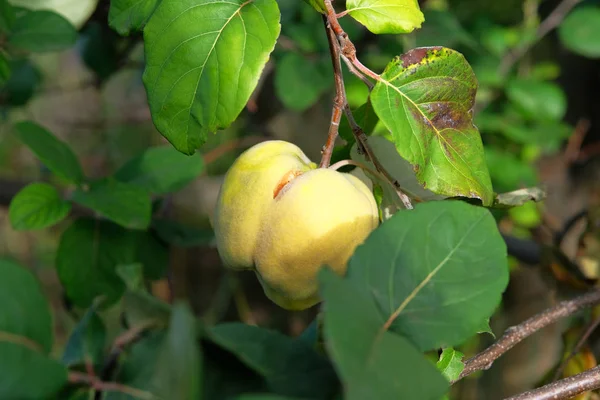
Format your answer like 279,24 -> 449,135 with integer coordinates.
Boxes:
564,119 -> 591,163
319,15 -> 345,168
553,314 -> 600,381
454,289 -> 600,383
504,365 -> 600,400
69,371 -> 158,400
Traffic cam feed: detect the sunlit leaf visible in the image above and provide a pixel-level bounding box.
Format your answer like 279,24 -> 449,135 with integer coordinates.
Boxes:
371,47 -> 494,205
436,348 -> 464,382
346,0 -> 424,34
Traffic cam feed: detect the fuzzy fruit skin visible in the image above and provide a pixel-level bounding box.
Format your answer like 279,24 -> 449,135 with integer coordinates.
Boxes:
213,140 -> 379,310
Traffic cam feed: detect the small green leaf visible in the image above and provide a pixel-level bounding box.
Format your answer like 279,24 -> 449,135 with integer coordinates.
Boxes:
108,0 -> 161,35
153,302 -> 202,400
0,258 -> 68,399
14,121 -> 84,184
319,268 -> 448,400
0,0 -> 16,33
436,348 -> 464,382
56,218 -> 137,308
8,182 -> 71,231
558,6 -> 600,58
9,10 -> 77,52
274,52 -> 331,112
116,263 -> 145,291
152,219 -> 214,247
346,0 -> 424,34
0,52 -> 11,85
303,0 -> 326,13
142,0 -> 281,154
61,304 -> 106,368
506,79 -> 567,122
114,145 -> 204,195
1,59 -> 41,106
371,47 -> 494,205
122,287 -> 171,328
207,323 -> 339,399
346,200 -> 509,351
72,179 -> 152,230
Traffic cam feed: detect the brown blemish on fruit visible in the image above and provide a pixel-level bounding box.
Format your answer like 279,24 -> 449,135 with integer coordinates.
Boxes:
273,170 -> 303,199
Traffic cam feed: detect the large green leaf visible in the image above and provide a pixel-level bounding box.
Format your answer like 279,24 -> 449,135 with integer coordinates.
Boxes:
0,258 -> 68,399
319,268 -> 448,400
371,47 -> 494,205
108,0 -> 161,35
8,10 -> 77,52
558,6 -> 600,58
14,121 -> 84,184
274,52 -> 331,112
9,182 -> 71,230
72,178 -> 152,230
207,323 -> 339,399
153,302 -> 202,400
346,200 -> 508,351
56,218 -> 137,307
142,0 -> 281,154
114,145 -> 204,195
346,0 -> 424,34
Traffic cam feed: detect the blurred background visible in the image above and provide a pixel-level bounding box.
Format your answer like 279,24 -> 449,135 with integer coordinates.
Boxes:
2,0 -> 600,398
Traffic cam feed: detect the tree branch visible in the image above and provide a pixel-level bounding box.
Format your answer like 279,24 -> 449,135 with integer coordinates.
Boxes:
504,365 -> 600,400
454,289 -> 600,383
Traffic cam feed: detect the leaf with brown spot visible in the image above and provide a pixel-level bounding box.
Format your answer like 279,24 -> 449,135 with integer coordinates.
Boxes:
371,46 -> 494,206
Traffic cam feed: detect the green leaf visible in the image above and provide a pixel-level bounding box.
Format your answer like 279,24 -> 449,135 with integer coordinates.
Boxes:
346,200 -> 509,351
274,52 -> 331,112
493,187 -> 546,208
152,219 -> 214,247
414,10 -> 477,49
319,268 -> 448,400
61,304 -> 106,367
1,59 -> 41,106
9,0 -> 99,29
0,52 -> 11,85
0,0 -> 16,33
484,147 -> 538,192
303,0 -> 326,13
207,323 -> 339,399
153,302 -> 202,400
72,179 -> 152,230
114,145 -> 204,195
8,182 -> 71,231
142,0 -> 281,155
134,231 -> 169,280
121,286 -> 172,328
558,6 -> 600,58
371,47 -> 494,206
346,0 -> 424,34
506,79 -> 567,122
0,258 -> 68,399
56,218 -> 137,308
338,100 -> 379,143
9,10 -> 77,52
14,121 -> 84,184
436,348 -> 464,382
108,0 -> 161,35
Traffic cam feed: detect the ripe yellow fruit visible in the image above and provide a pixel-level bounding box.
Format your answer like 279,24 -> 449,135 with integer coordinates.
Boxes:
213,140 -> 379,310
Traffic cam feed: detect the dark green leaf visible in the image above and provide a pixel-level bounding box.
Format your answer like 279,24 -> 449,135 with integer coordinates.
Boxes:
319,268 -> 448,400
114,145 -> 204,195
61,304 -> 106,367
436,348 -> 464,382
207,323 -> 338,399
108,0 -> 161,35
274,52 -> 331,112
371,47 -> 494,205
80,22 -> 119,81
14,121 -> 84,184
0,258 -> 68,399
0,58 -> 41,106
347,200 -> 509,351
135,231 -> 168,280
493,187 -> 546,208
8,182 -> 71,230
346,0 -> 424,34
506,79 -> 567,122
558,6 -> 600,58
153,302 -> 202,400
142,0 -> 281,154
0,52 -> 11,85
9,10 -> 77,52
122,287 -> 172,328
338,100 -> 378,143
485,147 -> 538,192
72,178 -> 152,230
0,0 -> 16,33
56,218 -> 136,308
152,219 -> 214,247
